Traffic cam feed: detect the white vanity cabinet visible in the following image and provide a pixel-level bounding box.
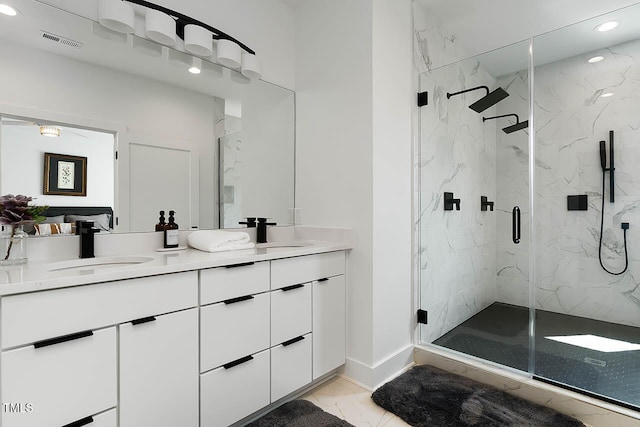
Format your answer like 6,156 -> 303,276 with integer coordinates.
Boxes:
0,271 -> 198,427
119,308 -> 199,427
199,261 -> 272,427
1,327 -> 117,427
271,251 -> 346,380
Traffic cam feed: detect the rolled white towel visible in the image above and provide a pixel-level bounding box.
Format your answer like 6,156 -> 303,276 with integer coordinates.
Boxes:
187,230 -> 255,252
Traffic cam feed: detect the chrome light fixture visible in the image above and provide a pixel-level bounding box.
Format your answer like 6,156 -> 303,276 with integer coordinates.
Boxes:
96,0 -> 261,78
40,126 -> 61,138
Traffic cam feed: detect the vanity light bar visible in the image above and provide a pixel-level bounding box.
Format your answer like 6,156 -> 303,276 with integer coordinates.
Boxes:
123,0 -> 255,55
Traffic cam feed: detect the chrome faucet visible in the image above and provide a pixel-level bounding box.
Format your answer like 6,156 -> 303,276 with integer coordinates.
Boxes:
77,221 -> 100,258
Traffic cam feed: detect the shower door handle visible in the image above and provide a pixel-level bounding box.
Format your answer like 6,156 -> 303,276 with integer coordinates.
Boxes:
512,206 -> 521,244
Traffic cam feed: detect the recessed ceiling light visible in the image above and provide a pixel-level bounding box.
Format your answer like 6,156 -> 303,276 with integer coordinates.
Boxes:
588,56 -> 604,63
0,4 -> 18,16
601,92 -> 614,98
595,21 -> 618,32
188,57 -> 202,74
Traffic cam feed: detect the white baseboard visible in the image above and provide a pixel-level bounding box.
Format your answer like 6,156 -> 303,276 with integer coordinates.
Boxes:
343,344 -> 414,391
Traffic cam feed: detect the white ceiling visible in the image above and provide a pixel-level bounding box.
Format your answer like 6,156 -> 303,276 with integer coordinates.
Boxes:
418,0 -> 640,58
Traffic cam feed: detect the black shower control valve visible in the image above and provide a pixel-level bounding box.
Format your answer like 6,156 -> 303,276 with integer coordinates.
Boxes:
481,196 -> 494,212
622,222 -> 630,230
444,192 -> 460,211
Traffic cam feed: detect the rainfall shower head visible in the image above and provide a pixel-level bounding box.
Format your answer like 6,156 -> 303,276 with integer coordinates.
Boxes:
482,114 -> 528,134
446,86 -> 509,113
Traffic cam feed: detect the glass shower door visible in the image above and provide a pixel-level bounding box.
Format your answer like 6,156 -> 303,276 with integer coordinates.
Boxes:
418,40 -> 534,374
531,4 -> 640,409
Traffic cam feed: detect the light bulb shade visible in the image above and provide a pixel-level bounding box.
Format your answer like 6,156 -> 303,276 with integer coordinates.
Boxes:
241,52 -> 261,79
98,0 -> 135,34
216,39 -> 241,68
145,9 -> 176,46
184,24 -> 212,57
40,126 -> 61,137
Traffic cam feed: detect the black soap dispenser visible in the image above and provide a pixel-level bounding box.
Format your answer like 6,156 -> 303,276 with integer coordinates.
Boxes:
155,210 -> 166,232
164,210 -> 179,248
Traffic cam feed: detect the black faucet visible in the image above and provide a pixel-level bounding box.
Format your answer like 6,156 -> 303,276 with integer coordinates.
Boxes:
76,220 -> 100,258
239,217 -> 257,228
256,217 -> 276,243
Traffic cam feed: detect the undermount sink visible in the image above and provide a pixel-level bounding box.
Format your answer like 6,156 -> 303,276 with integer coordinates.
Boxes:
47,256 -> 154,272
256,241 -> 314,250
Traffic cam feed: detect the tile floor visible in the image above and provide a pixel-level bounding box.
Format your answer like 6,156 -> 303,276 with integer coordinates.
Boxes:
302,376 -> 409,426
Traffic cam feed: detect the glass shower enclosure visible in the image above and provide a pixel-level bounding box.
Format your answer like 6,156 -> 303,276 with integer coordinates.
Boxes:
418,4 -> 640,410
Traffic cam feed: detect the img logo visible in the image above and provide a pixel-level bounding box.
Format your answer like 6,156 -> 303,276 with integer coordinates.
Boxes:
2,403 -> 34,413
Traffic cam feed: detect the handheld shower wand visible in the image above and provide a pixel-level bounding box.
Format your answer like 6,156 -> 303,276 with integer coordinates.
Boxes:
598,130 -> 628,275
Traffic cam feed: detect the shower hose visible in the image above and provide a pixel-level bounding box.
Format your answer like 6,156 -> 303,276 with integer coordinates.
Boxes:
598,171 -> 629,275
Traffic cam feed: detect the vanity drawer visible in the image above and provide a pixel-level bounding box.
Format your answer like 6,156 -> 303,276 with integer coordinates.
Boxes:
200,349 -> 270,427
65,409 -> 117,427
270,251 -> 345,289
271,333 -> 312,402
1,327 -> 117,427
200,292 -> 270,372
271,283 -> 311,345
1,271 -> 198,349
200,261 -> 270,305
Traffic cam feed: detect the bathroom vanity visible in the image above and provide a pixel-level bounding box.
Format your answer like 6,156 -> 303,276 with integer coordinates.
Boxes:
0,238 -> 349,427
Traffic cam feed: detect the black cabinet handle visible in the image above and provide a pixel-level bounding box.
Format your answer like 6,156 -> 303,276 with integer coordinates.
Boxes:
34,330 -> 93,349
62,416 -> 93,427
223,355 -> 254,369
282,335 -> 305,347
512,206 -> 521,244
282,284 -> 304,292
224,295 -> 254,305
225,262 -> 255,269
317,278 -> 329,282
131,316 -> 156,325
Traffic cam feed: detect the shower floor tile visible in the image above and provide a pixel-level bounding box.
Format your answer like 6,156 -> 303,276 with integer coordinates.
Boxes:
433,302 -> 640,409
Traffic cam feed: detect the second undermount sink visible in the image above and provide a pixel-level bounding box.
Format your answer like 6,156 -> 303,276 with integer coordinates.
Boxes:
256,241 -> 314,250
47,256 -> 154,272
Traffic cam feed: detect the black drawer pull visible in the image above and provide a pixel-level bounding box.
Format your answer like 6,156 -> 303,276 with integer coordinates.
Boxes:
282,336 -> 305,347
34,330 -> 93,349
282,284 -> 304,292
131,316 -> 156,325
225,262 -> 255,269
223,355 -> 254,369
62,416 -> 94,427
317,278 -> 329,282
224,295 -> 254,305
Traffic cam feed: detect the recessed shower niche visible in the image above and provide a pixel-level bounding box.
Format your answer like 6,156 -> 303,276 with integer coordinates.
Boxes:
418,2 -> 640,410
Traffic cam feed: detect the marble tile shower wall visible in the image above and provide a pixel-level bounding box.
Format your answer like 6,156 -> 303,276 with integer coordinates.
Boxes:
415,6 -> 498,343
497,38 -> 640,328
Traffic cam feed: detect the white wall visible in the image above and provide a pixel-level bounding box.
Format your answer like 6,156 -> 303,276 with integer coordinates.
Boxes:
295,0 -> 413,388
1,124 -> 114,207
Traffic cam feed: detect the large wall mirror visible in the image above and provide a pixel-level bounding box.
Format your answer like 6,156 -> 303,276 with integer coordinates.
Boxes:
0,0 -> 295,234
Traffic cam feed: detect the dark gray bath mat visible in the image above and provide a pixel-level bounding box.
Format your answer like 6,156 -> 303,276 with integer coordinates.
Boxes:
246,399 -> 353,427
371,365 -> 585,427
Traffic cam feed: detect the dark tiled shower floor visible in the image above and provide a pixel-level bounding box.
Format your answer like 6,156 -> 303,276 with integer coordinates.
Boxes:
433,302 -> 640,408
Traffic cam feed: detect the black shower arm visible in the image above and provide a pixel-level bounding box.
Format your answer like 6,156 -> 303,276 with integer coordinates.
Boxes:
482,114 -> 521,124
446,86 -> 489,99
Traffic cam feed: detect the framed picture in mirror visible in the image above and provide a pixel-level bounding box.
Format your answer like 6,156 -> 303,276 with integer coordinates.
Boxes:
43,152 -> 87,196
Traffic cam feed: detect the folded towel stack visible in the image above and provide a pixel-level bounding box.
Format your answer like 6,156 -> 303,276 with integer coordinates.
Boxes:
187,230 -> 255,253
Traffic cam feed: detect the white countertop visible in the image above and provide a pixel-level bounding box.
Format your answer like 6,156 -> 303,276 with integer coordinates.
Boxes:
0,238 -> 351,297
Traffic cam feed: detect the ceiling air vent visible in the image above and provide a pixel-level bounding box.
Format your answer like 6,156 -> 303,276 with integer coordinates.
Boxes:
40,31 -> 83,49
